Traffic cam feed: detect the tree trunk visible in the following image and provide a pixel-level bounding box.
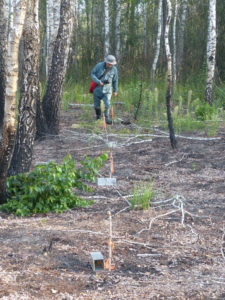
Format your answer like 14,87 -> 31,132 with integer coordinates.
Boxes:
104,0 -> 110,57
46,0 -> 61,78
165,0 -> 177,149
115,0 -> 121,65
42,0 -> 74,135
172,0 -> 178,91
205,0 -> 216,106
85,0 -> 92,61
0,0 -> 7,132
94,0 -> 104,61
177,0 -> 187,78
143,1 -> 147,60
0,0 -> 27,203
151,0 -> 163,85
8,0 -> 40,176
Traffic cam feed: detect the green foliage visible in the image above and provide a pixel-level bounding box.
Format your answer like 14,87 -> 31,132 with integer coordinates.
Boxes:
195,101 -> 216,121
130,181 -> 154,210
0,154 -> 108,217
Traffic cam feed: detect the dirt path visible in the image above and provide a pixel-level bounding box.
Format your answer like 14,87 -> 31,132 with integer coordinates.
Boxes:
0,107 -> 225,299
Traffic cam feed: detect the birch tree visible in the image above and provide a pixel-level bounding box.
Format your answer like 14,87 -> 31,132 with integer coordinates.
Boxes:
115,0 -> 121,65
151,0 -> 163,85
46,0 -> 61,77
177,0 -> 187,77
0,0 -> 27,203
104,0 -> 110,57
165,0 -> 176,149
205,0 -> 216,106
8,0 -> 40,176
0,0 -> 7,131
42,0 -> 75,135
172,0 -> 178,90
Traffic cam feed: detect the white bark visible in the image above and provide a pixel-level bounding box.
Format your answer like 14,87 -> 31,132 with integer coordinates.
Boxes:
115,0 -> 121,64
172,0 -> 178,89
8,0 -> 40,175
0,0 -> 27,201
177,0 -> 187,75
165,0 -> 172,88
5,0 -> 27,129
0,0 -> 7,130
151,0 -> 163,84
104,0 -> 109,57
205,0 -> 216,105
46,0 -> 61,77
165,0 -> 176,149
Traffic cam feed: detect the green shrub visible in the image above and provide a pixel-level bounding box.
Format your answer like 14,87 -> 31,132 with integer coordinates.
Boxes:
195,101 -> 216,120
131,181 -> 154,210
0,153 -> 108,216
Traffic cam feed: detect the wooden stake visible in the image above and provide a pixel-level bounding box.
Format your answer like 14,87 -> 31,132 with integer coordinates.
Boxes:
102,116 -> 106,131
111,106 -> 114,119
110,152 -> 114,176
108,211 -> 112,271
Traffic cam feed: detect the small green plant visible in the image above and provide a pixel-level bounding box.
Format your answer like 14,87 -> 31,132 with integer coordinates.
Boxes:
130,181 -> 154,210
0,153 -> 108,216
195,101 -> 216,121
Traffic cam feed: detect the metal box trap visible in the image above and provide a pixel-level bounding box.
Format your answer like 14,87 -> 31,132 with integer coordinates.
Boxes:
90,252 -> 104,271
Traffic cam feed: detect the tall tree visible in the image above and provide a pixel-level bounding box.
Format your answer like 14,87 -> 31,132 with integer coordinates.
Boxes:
104,0 -> 110,56
42,0 -> 75,135
115,0 -> 121,65
0,0 -> 28,203
0,0 -> 7,132
172,0 -> 178,90
151,0 -> 163,85
8,0 -> 40,176
177,0 -> 187,78
205,0 -> 216,106
85,0 -> 92,61
143,1 -> 147,60
165,0 -> 176,149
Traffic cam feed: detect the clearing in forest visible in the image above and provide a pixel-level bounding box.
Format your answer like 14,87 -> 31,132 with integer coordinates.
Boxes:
0,105 -> 225,299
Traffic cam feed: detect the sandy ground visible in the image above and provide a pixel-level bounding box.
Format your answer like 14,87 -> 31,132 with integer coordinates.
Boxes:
0,106 -> 225,299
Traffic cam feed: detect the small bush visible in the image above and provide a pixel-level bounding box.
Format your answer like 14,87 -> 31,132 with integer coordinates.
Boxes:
0,154 -> 108,216
131,181 -> 154,210
195,102 -> 216,121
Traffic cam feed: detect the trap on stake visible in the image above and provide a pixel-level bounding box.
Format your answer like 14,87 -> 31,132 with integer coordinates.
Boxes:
97,152 -> 116,186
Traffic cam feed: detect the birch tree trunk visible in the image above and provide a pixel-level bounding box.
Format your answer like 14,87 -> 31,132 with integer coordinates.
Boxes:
172,0 -> 178,91
177,0 -> 187,77
115,0 -> 121,65
104,0 -> 110,57
205,0 -> 216,106
0,0 -> 7,132
151,0 -> 163,85
0,0 -> 27,203
46,0 -> 61,78
8,0 -> 40,176
165,0 -> 176,149
42,0 -> 74,135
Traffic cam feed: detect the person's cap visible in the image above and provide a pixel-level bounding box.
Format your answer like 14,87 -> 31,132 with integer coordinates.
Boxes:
105,55 -> 117,65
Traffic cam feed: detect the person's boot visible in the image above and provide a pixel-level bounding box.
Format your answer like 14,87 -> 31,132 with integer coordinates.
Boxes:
95,108 -> 101,120
104,109 -> 112,124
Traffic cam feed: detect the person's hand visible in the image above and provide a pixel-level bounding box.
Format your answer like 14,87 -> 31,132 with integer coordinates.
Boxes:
99,82 -> 104,86
113,92 -> 118,97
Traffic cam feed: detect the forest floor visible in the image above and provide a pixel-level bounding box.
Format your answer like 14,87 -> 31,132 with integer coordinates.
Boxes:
0,104 -> 225,299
